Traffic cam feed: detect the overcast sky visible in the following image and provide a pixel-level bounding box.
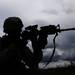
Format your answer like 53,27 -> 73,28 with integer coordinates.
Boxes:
0,0 -> 75,63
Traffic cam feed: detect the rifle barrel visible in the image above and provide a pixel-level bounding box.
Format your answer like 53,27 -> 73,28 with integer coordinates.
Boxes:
59,28 -> 75,32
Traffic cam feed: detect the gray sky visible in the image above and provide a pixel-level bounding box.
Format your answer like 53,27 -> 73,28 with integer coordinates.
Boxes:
0,0 -> 75,27
0,0 -> 75,62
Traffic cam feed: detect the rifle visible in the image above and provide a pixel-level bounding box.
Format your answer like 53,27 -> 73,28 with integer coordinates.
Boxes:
40,24 -> 75,35
40,24 -> 75,68
22,24 -> 75,68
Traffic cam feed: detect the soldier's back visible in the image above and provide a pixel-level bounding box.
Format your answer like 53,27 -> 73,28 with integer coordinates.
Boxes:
0,35 -> 25,74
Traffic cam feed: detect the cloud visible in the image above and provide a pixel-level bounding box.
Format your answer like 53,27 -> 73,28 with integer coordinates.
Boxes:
0,0 -> 75,62
42,47 -> 75,63
61,0 -> 75,14
42,9 -> 59,15
0,28 -> 5,37
56,31 -> 75,50
59,49 -> 75,61
42,31 -> 75,62
42,48 -> 64,62
0,0 -> 75,27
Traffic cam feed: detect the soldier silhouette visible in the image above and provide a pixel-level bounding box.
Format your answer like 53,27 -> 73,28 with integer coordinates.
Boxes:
0,17 -> 27,74
32,32 -> 48,70
0,16 -> 48,74
21,25 -> 39,70
30,27 -> 48,70
22,25 -> 48,70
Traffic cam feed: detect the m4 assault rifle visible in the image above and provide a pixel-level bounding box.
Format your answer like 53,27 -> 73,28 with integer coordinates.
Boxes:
22,24 -> 75,68
40,24 -> 75,67
40,24 -> 75,35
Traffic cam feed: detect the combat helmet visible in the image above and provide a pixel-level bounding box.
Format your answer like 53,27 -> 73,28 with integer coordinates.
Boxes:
3,17 -> 23,34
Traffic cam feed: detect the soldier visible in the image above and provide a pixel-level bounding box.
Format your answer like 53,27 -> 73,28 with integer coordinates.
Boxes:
22,25 -> 48,70
0,17 -> 26,74
0,17 -> 48,74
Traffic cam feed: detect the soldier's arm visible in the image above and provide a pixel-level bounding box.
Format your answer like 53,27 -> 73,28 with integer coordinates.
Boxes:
37,34 -> 48,49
